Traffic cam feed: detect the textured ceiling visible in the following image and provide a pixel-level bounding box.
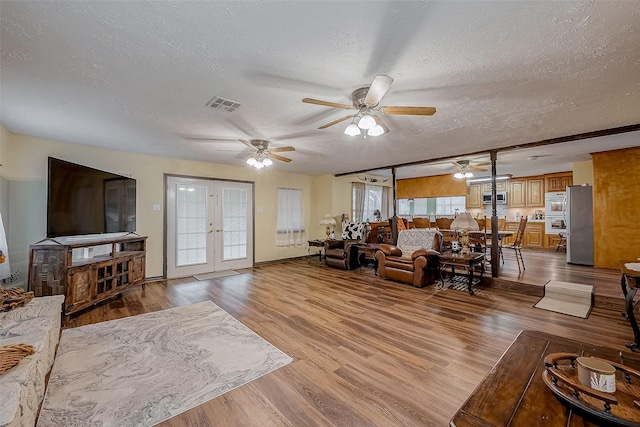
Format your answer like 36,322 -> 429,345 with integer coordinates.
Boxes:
1,1 -> 639,178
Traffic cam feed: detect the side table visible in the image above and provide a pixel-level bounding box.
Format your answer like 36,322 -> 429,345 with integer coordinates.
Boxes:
307,240 -> 325,265
439,251 -> 485,295
620,260 -> 640,351
356,244 -> 378,275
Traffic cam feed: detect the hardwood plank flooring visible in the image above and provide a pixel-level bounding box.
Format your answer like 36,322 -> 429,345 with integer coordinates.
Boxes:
65,258 -> 633,426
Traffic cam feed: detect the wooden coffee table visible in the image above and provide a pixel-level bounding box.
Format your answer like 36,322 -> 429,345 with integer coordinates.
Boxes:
450,330 -> 640,427
439,251 -> 485,295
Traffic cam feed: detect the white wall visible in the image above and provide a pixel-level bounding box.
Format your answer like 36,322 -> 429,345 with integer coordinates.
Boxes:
3,129 -> 326,278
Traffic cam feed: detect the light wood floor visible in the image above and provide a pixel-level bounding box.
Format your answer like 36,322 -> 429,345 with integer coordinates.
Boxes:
65,256 -> 634,426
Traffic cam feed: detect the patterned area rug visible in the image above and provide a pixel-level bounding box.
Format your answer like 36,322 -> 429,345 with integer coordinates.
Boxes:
438,275 -> 485,295
534,280 -> 593,318
193,270 -> 239,280
37,302 -> 292,426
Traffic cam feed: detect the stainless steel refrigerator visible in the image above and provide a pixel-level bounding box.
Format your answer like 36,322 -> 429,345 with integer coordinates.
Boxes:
565,185 -> 594,265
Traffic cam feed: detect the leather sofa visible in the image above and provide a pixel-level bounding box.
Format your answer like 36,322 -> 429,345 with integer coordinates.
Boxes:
324,222 -> 369,270
375,229 -> 443,287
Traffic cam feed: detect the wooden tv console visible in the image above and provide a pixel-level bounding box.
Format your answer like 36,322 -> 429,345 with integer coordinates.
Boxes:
28,235 -> 146,318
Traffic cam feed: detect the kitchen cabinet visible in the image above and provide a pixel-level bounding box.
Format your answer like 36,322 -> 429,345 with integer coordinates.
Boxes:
508,179 -> 526,207
467,184 -> 483,208
547,234 -> 562,250
526,176 -> 545,207
509,176 -> 544,208
524,222 -> 545,248
481,181 -> 508,192
545,172 -> 573,192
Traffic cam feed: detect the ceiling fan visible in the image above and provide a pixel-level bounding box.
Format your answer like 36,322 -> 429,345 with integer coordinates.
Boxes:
451,160 -> 490,179
302,74 -> 436,137
238,139 -> 294,168
184,136 -> 294,169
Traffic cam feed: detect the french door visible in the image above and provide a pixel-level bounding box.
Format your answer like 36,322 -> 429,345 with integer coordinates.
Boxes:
166,176 -> 253,279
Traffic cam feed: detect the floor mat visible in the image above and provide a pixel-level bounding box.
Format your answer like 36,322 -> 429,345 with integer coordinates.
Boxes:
534,280 -> 593,318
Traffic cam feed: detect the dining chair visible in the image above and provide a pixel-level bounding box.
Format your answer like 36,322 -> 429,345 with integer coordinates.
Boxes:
502,217 -> 528,272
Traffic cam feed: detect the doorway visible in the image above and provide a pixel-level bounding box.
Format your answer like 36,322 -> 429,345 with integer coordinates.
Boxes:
166,176 -> 253,279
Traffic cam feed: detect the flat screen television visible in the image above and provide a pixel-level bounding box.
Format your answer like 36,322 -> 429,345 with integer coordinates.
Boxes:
47,157 -> 136,238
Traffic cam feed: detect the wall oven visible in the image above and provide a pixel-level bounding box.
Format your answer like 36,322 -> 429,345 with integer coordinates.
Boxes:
545,192 -> 566,217
544,192 -> 566,234
546,217 -> 566,234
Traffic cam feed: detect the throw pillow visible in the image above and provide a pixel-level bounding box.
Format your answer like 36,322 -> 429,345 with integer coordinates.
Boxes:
342,222 -> 366,240
396,218 -> 407,233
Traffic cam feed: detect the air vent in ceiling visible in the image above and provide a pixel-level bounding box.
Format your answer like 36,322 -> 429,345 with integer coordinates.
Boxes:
206,96 -> 242,112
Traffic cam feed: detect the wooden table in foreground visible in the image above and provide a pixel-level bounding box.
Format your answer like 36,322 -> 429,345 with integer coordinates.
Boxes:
620,260 -> 640,351
450,330 -> 640,427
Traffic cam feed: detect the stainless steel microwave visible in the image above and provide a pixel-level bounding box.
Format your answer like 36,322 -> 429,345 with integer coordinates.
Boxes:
482,191 -> 507,204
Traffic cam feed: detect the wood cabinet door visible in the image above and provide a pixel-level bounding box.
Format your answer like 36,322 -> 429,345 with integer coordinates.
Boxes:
561,176 -> 573,189
66,266 -> 94,312
508,180 -> 526,207
482,181 -> 508,192
524,229 -> 544,248
130,254 -> 146,284
526,178 -> 544,207
467,184 -> 482,208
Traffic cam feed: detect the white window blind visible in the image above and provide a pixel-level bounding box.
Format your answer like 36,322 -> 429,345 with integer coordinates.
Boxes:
276,188 -> 305,246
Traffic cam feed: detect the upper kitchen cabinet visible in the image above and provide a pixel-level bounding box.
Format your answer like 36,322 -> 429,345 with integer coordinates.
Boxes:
545,172 -> 573,192
481,181 -> 508,192
467,183 -> 483,208
526,176 -> 545,207
508,176 -> 545,208
508,179 -> 526,207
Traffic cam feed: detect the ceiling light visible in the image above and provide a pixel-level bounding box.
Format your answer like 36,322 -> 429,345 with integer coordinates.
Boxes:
246,157 -> 257,166
454,172 -> 464,179
367,124 -> 384,137
358,114 -> 376,130
262,157 -> 273,166
464,171 -> 473,178
344,122 -> 361,136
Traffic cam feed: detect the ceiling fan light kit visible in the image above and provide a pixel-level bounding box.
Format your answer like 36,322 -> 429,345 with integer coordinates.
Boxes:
454,171 -> 473,179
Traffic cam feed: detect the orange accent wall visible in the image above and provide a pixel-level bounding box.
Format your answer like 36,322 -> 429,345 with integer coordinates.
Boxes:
397,174 -> 467,199
593,147 -> 640,269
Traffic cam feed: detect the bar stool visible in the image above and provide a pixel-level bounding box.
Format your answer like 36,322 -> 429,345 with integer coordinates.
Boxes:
556,232 -> 566,252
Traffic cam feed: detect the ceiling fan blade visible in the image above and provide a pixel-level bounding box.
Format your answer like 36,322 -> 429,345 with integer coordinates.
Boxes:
238,139 -> 255,149
468,166 -> 488,172
450,162 -> 464,168
267,153 -> 292,163
182,136 -> 237,142
473,162 -> 491,167
373,115 -> 390,134
381,106 -> 436,116
318,114 -> 354,129
365,75 -> 394,106
302,98 -> 352,109
270,146 -> 295,153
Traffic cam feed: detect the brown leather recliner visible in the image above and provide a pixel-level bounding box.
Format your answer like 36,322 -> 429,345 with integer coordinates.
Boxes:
375,229 -> 443,287
324,222 -> 369,270
324,239 -> 359,270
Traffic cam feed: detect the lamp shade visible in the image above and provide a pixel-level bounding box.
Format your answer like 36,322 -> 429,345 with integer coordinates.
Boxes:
367,124 -> 384,137
450,212 -> 479,231
358,114 -> 376,130
320,213 -> 336,225
344,123 -> 361,136
0,212 -> 10,280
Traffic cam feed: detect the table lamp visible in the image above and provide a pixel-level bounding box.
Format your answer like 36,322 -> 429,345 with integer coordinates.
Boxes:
450,212 -> 479,254
320,214 -> 337,239
0,212 -> 10,282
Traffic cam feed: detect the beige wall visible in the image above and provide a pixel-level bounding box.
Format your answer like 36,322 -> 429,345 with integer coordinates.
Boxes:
3,129 -> 331,279
573,160 -> 594,186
